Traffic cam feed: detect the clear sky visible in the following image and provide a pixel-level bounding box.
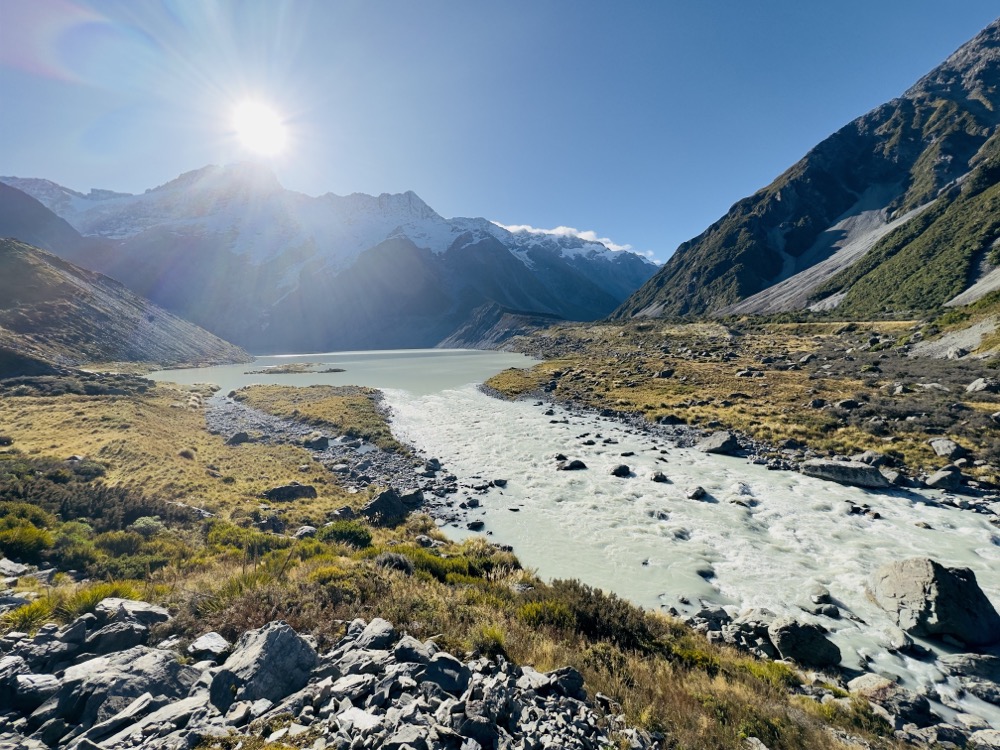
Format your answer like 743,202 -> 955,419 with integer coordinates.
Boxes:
1,1 -> 998,262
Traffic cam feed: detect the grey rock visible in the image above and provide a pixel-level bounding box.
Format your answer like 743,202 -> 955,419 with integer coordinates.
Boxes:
928,438 -> 967,460
940,653 -> 1000,705
31,646 -> 198,734
801,459 -> 890,488
687,486 -> 706,500
294,525 -> 318,539
209,620 -> 318,712
261,482 -> 317,502
925,466 -> 964,490
188,631 -> 230,660
0,558 -> 30,577
847,674 -> 935,728
84,621 -> 148,655
355,618 -> 398,650
330,673 -> 377,702
557,459 -> 587,471
361,487 -> 424,524
304,432 -> 329,450
422,652 -> 471,696
93,598 -> 169,627
967,378 -> 1000,394
394,635 -> 433,664
766,618 -> 841,668
610,464 -> 631,477
969,729 -> 1000,748
871,558 -> 1000,646
226,431 -> 251,445
697,430 -> 741,455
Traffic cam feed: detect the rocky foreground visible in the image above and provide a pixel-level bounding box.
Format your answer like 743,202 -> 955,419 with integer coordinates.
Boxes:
0,600 -> 658,750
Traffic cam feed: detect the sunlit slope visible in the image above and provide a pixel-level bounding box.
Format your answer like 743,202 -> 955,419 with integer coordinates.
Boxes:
0,238 -> 250,370
615,17 -> 1000,319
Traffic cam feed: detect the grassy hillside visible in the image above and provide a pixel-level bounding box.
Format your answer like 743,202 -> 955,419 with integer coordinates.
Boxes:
0,239 -> 250,372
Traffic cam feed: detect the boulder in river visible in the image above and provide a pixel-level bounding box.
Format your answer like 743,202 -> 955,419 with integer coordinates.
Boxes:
870,558 -> 1000,647
557,459 -> 587,471
610,464 -> 631,478
696,431 -> 740,455
800,459 -> 890,488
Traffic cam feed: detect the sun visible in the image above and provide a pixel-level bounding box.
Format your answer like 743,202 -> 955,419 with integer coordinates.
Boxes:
232,100 -> 288,157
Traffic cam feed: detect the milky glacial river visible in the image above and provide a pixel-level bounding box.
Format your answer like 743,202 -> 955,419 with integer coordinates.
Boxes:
153,350 -> 1000,725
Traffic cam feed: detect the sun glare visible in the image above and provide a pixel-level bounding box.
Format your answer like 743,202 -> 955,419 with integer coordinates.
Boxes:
232,100 -> 288,156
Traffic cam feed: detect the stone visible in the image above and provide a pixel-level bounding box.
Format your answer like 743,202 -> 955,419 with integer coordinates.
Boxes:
355,618 -> 397,650
650,471 -> 669,483
967,377 -> 1000,394
940,653 -> 1000,705
871,558 -> 1000,646
687,486 -> 706,500
766,618 -> 841,668
304,432 -> 329,450
697,431 -> 740,455
394,635 -> 432,664
31,646 -> 199,733
928,438 -> 967,461
84,621 -> 148,654
421,652 -> 471,696
226,431 -> 251,445
801,459 -> 890,488
969,729 -> 1000,748
210,620 -> 318,712
845,673 -> 934,729
294,525 -> 318,539
93,598 -> 169,627
610,464 -> 631,478
188,631 -> 230,660
557,459 -> 587,471
0,558 -> 30,577
330,673 -> 377,702
361,488 -> 423,524
925,467 -> 963,491
261,482 -> 317,502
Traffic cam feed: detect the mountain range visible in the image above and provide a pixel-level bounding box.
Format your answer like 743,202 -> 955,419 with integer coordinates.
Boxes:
0,167 -> 656,352
615,17 -> 1000,321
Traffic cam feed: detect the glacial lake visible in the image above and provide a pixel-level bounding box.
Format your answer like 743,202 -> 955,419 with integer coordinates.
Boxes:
151,349 -> 1000,726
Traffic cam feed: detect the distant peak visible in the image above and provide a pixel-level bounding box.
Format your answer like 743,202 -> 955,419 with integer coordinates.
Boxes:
149,162 -> 282,194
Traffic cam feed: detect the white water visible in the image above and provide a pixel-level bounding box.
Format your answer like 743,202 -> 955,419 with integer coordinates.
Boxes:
386,385 -> 1000,725
153,351 -> 1000,725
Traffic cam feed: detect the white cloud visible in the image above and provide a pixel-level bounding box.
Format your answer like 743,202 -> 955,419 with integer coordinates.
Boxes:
492,222 -> 634,253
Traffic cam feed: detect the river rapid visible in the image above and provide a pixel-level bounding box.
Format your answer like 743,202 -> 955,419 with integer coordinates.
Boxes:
152,350 -> 1000,726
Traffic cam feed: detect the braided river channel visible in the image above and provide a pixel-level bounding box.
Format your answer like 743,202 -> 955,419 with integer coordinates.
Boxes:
152,349 -> 1000,727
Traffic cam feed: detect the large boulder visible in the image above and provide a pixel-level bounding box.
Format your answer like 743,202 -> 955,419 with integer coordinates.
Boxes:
261,483 -> 317,502
870,558 -> 1000,647
801,459 -> 890,488
928,438 -> 967,461
209,621 -> 317,712
360,488 -> 423,525
28,646 -> 199,737
766,618 -> 841,668
697,431 -> 741,455
940,653 -> 1000,705
846,673 -> 935,729
93,598 -> 169,627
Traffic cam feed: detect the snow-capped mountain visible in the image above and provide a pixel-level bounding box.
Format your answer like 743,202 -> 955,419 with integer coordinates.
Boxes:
1,165 -> 655,351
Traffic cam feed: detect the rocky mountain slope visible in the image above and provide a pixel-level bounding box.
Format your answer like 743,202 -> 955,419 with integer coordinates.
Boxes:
615,17 -> 1000,320
0,238 -> 250,372
1,167 -> 656,352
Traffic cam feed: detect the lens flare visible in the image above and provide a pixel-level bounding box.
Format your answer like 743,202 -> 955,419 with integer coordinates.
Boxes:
232,100 -> 287,156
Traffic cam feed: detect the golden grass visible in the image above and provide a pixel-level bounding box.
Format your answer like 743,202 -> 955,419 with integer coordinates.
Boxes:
0,384 -> 351,520
232,384 -> 402,451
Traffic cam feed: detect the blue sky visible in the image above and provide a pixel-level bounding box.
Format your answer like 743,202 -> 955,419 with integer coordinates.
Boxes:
1,1 -> 998,262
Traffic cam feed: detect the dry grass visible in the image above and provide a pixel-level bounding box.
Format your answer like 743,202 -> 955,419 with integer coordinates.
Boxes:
492,320 -> 1000,477
0,383 -> 351,520
232,384 -> 402,451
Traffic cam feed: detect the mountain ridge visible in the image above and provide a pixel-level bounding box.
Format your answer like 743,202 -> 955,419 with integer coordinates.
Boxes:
614,16 -> 1000,320
1,168 -> 655,351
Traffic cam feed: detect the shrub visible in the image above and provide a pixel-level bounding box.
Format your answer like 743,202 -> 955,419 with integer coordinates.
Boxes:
316,520 -> 372,548
517,600 -> 575,630
95,530 -> 144,556
1,598 -> 56,633
129,516 -> 165,538
471,623 -> 508,660
0,522 -> 54,562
